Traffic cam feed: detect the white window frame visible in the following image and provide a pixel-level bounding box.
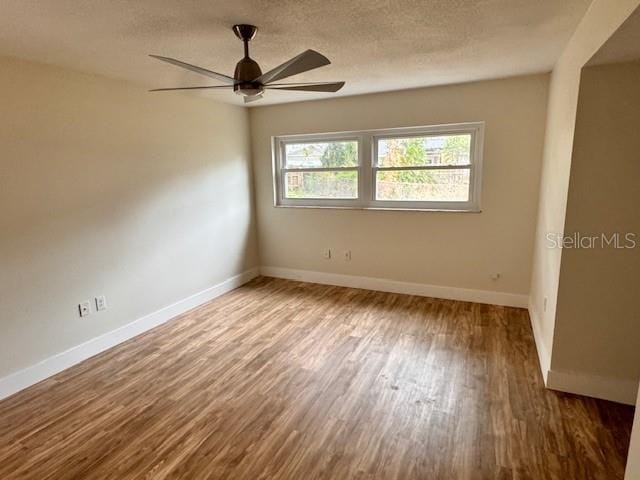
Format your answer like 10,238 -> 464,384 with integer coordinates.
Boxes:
272,122 -> 484,212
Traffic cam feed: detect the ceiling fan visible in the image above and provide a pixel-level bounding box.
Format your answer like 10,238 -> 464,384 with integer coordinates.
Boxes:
149,24 -> 345,104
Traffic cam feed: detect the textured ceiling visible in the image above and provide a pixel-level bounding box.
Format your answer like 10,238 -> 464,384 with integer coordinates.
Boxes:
0,0 -> 591,106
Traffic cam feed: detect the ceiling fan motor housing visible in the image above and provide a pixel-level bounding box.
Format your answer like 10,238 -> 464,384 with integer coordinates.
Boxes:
232,24 -> 263,96
233,57 -> 263,96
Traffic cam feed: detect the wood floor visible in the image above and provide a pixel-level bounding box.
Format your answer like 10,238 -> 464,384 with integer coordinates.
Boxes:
0,277 -> 633,479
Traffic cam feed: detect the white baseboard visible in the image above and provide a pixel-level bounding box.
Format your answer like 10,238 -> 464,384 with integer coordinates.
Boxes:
0,267 -> 259,401
547,369 -> 638,406
527,302 -> 551,384
260,266 -> 528,308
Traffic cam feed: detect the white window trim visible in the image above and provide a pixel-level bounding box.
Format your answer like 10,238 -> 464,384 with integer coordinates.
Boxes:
272,122 -> 484,212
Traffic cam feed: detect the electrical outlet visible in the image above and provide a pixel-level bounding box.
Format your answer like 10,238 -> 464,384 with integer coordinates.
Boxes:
344,250 -> 351,261
322,248 -> 331,259
490,273 -> 501,281
78,301 -> 91,317
95,295 -> 107,311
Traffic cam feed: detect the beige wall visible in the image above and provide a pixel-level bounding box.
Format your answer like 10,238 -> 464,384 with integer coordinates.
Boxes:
0,56 -> 258,378
626,385 -> 640,479
552,61 -> 640,384
529,0 -> 640,378
250,75 -> 548,295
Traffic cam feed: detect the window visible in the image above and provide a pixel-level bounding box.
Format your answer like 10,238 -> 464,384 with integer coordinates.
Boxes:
281,139 -> 358,200
273,122 -> 484,211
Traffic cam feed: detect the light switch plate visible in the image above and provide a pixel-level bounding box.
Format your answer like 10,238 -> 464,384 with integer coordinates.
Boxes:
79,301 -> 91,317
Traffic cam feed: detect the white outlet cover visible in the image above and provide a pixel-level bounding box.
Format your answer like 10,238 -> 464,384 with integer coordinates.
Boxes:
95,295 -> 107,311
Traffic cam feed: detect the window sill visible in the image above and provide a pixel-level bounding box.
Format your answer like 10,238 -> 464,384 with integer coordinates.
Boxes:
274,204 -> 482,213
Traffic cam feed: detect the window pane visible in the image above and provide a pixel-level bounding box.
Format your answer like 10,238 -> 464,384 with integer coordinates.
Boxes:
284,141 -> 358,168
377,134 -> 471,167
376,169 -> 470,202
285,171 -> 358,199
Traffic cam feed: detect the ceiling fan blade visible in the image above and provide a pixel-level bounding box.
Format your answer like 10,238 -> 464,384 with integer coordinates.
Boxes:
244,94 -> 264,104
149,55 -> 236,84
149,85 -> 234,92
265,81 -> 345,92
255,50 -> 330,84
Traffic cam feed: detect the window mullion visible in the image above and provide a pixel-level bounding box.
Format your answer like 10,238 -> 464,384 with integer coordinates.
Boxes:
278,139 -> 286,205
358,133 -> 373,207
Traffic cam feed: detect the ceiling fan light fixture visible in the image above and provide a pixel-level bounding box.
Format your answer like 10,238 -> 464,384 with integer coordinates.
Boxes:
234,83 -> 264,97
